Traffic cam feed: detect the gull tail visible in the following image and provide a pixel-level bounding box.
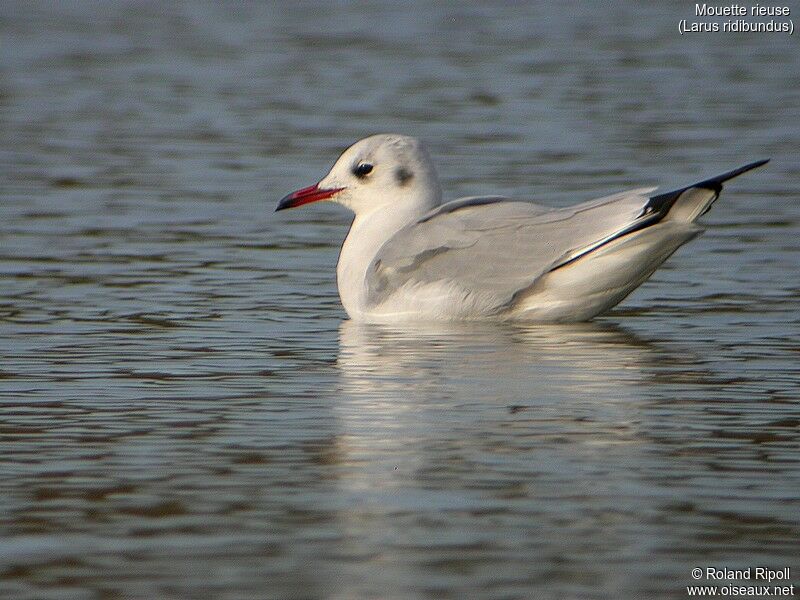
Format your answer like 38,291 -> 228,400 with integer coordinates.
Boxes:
645,158 -> 770,223
515,159 -> 769,321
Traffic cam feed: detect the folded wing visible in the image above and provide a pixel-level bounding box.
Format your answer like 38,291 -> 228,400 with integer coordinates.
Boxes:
365,187 -> 661,311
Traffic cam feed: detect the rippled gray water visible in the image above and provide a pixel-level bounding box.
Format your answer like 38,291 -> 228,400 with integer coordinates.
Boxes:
1,2 -> 799,599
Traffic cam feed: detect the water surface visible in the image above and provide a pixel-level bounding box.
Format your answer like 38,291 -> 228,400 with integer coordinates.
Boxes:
1,2 -> 799,599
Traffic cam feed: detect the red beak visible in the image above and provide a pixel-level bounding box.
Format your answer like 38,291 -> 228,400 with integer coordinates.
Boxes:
275,183 -> 345,211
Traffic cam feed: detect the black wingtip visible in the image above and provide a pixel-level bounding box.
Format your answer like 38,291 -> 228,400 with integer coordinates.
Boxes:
642,159 -> 770,222
695,158 -> 770,192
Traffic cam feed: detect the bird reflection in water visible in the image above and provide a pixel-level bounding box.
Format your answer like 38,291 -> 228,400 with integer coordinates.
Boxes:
337,319 -> 661,407
333,320 -> 676,492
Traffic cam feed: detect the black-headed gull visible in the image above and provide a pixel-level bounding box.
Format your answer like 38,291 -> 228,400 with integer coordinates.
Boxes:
277,134 -> 767,322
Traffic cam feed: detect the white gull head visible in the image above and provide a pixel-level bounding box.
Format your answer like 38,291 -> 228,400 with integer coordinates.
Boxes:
277,134 -> 444,319
277,134 -> 441,216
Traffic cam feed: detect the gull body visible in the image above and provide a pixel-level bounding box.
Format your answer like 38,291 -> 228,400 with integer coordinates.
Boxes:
277,134 -> 767,322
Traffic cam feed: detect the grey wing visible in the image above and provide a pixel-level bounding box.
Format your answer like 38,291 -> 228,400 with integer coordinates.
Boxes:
365,188 -> 660,309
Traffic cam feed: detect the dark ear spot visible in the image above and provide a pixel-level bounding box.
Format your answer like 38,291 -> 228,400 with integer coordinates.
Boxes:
395,167 -> 413,186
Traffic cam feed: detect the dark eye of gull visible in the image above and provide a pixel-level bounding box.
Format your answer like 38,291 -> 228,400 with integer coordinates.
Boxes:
353,163 -> 374,178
